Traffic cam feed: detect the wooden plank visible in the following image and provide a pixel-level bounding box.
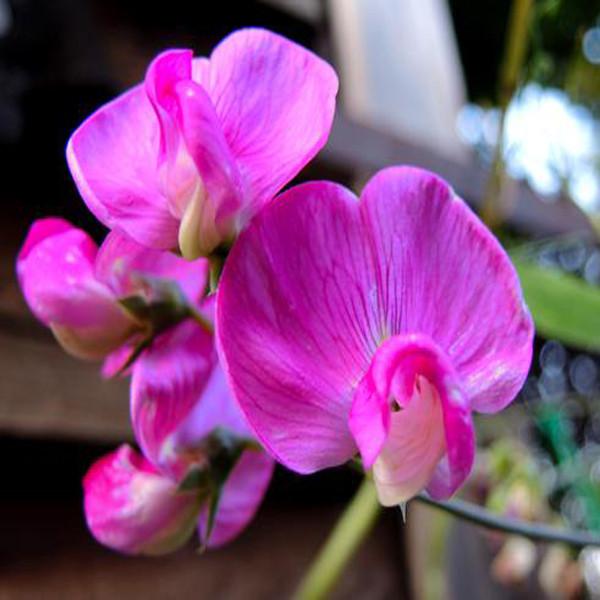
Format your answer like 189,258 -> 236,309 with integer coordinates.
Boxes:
0,325 -> 130,442
322,114 -> 595,237
0,501 -> 405,599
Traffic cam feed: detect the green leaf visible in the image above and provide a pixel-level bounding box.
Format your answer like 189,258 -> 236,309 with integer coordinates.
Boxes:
513,257 -> 600,351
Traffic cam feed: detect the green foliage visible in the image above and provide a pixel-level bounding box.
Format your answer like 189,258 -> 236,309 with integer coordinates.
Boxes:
513,257 -> 600,351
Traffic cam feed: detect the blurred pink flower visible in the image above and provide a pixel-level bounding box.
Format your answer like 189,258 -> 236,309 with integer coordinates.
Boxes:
217,167 -> 534,506
67,28 -> 338,259
84,317 -> 274,555
17,217 -> 207,367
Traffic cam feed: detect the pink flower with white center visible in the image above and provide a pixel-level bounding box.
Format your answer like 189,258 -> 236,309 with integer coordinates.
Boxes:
66,28 -> 338,259
217,167 -> 534,506
17,217 -> 207,368
84,316 -> 274,555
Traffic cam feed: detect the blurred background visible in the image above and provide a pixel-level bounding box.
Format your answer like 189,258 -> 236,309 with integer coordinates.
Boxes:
0,0 -> 599,598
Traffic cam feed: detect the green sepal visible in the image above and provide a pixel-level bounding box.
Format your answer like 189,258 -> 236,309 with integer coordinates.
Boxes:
175,428 -> 260,551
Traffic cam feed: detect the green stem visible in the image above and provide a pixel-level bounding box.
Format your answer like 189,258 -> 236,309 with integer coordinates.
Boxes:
481,0 -> 534,228
293,477 -> 381,600
209,254 -> 223,294
189,309 -> 214,334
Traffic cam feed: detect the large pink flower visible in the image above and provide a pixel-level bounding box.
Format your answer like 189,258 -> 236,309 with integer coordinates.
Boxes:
17,218 -> 207,366
84,317 -> 274,555
67,28 -> 338,259
217,167 -> 534,506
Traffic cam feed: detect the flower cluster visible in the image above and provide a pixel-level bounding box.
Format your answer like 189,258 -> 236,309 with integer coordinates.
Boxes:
17,28 -> 534,555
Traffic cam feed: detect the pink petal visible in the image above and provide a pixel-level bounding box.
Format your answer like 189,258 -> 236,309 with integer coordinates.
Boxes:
218,182 -> 374,473
83,445 -> 200,555
95,231 -> 208,306
218,168 -> 533,479
173,358 -> 251,448
206,28 -> 338,218
17,219 -> 134,358
18,217 -> 73,260
144,49 -> 192,164
66,86 -> 178,250
175,79 -> 244,255
198,448 -> 274,548
144,49 -> 243,258
347,373 -> 390,469
360,167 -> 534,413
373,376 -> 448,505
131,320 -> 215,477
351,335 -> 474,504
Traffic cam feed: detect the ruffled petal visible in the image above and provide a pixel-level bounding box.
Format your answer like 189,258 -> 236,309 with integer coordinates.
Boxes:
206,28 -> 338,217
83,445 -> 200,555
198,449 -> 274,548
353,335 -> 474,504
66,86 -> 178,249
17,219 -> 134,359
131,319 -> 215,476
360,167 -> 534,413
217,182 -> 377,473
373,377 -> 447,505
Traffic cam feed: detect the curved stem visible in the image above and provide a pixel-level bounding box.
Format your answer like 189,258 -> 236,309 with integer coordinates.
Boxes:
189,309 -> 214,335
415,493 -> 600,548
293,477 -> 381,600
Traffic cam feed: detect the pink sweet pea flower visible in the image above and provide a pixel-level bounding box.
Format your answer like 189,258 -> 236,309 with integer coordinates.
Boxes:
217,167 -> 534,506
17,217 -> 207,365
84,314 -> 274,555
67,28 -> 338,259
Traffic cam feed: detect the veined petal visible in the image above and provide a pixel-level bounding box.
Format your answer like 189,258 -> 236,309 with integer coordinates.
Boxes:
218,167 -> 532,483
131,319 -> 215,477
218,182 -> 376,473
206,28 -> 338,219
83,445 -> 200,555
17,218 -> 134,359
361,167 -> 533,413
67,87 -> 178,250
198,448 -> 274,548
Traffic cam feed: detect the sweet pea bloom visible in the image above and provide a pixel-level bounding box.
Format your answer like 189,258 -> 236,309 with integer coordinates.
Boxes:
217,167 -> 534,506
67,28 -> 338,259
84,316 -> 274,554
17,217 -> 207,368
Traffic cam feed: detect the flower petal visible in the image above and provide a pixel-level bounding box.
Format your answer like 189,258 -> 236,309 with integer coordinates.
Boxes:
198,448 -> 274,548
175,79 -> 244,256
66,86 -> 178,249
218,182 -> 376,473
348,373 -> 390,469
95,231 -> 208,306
83,445 -> 200,555
131,319 -> 215,476
353,335 -> 474,504
144,49 -> 192,164
173,358 -> 252,448
373,376 -> 447,506
360,167 -> 534,413
206,28 -> 338,217
218,167 -> 532,479
17,219 -> 134,358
